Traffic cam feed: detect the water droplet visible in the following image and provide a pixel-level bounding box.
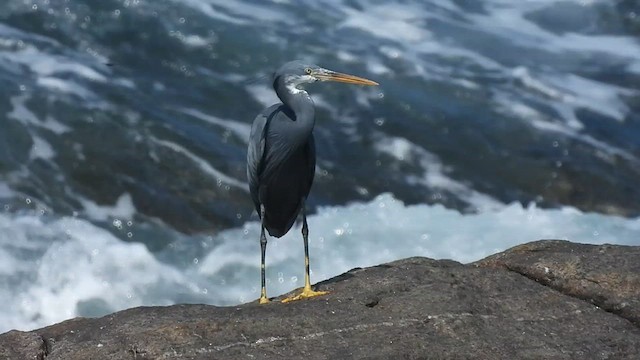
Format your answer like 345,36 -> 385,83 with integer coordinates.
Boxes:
127,232 -> 133,238
32,4 -> 37,10
19,85 -> 26,91
179,17 -> 186,23
552,141 -> 559,147
25,198 -> 31,204
291,276 -> 298,283
193,258 -> 199,264
593,230 -> 599,236
202,288 -> 208,294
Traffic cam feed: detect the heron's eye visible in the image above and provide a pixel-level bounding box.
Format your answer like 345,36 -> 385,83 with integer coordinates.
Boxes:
305,68 -> 312,75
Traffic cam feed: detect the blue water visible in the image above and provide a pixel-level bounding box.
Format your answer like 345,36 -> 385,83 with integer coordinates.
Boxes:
0,0 -> 639,332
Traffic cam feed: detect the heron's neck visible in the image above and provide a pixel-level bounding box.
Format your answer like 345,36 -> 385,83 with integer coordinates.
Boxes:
274,78 -> 315,133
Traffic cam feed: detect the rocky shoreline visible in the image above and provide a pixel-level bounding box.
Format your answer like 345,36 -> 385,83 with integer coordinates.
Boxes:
1,240 -> 639,359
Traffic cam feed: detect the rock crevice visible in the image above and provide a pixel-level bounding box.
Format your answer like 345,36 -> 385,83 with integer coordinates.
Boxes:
476,240 -> 640,329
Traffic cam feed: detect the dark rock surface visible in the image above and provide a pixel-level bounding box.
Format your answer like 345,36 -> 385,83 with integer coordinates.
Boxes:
1,240 -> 639,359
476,239 -> 640,327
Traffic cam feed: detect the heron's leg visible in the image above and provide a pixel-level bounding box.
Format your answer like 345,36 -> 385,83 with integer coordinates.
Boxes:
281,205 -> 329,303
259,204 -> 270,304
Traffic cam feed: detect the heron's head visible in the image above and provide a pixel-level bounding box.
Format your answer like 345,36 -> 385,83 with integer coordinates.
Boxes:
274,60 -> 378,94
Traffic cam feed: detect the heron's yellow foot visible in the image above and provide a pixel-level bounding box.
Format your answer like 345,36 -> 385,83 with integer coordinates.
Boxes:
259,296 -> 270,304
281,286 -> 329,303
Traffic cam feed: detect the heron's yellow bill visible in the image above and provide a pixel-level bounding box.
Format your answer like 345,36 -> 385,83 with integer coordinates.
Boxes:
315,70 -> 379,86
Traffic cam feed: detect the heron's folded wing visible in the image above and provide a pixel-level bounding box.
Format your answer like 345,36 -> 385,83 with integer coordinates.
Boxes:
247,105 -> 281,208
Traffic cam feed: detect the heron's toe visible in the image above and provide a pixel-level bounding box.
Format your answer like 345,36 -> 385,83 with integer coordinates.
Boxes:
281,288 -> 329,303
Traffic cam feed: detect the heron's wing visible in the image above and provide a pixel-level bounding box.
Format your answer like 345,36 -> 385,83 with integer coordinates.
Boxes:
305,133 -> 316,196
247,104 -> 279,212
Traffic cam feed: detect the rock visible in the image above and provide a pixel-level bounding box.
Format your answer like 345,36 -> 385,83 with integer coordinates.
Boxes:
475,239 -> 640,327
0,331 -> 47,360
1,240 -> 639,359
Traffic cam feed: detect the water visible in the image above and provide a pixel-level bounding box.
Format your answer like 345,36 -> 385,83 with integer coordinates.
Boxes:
0,0 -> 639,332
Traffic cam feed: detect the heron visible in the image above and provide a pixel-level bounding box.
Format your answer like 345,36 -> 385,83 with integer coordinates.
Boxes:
247,60 -> 378,304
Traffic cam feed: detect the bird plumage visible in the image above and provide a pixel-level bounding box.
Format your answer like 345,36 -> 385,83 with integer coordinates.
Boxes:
246,60 -> 377,303
247,104 -> 316,237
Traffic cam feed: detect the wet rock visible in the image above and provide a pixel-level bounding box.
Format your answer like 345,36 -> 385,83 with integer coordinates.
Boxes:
1,240 -> 639,359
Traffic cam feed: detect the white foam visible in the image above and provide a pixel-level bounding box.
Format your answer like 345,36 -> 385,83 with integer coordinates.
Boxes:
177,107 -> 251,141
3,47 -> 106,82
555,33 -> 640,60
510,68 -> 636,128
37,77 -> 98,99
0,214 -> 193,332
7,94 -> 39,127
29,136 -> 55,161
41,116 -> 71,134
493,92 -> 640,165
182,34 -> 209,48
149,136 -> 248,190
340,4 -> 429,43
544,73 -> 636,122
512,67 -> 564,100
0,182 -> 13,198
246,84 -> 280,108
174,0 -> 291,25
204,0 -> 291,24
79,193 -> 137,222
375,135 -> 502,211
7,95 -> 72,134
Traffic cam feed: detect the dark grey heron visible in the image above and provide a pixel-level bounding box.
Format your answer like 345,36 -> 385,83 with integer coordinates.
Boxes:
247,61 -> 378,304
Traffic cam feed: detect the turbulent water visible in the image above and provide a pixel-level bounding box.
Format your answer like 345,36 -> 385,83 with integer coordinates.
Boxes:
0,0 -> 639,332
